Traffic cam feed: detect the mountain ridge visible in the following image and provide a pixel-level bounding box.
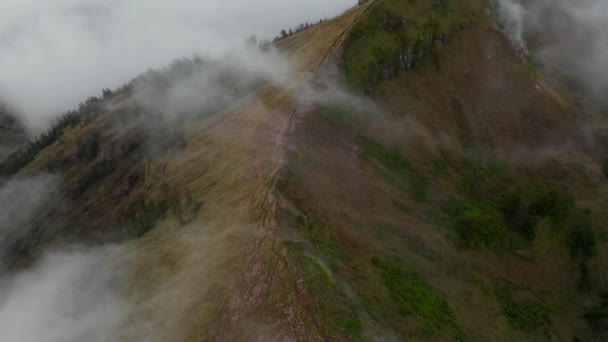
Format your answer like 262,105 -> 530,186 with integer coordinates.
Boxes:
1,0 -> 608,340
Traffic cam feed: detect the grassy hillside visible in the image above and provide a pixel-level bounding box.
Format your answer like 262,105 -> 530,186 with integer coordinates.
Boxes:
2,0 -> 608,340
275,0 -> 608,341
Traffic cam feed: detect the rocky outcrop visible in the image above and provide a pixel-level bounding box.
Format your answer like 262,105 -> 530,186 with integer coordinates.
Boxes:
360,24 -> 466,94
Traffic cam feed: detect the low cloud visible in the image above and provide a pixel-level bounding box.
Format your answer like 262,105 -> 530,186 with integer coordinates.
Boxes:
0,175 -> 139,342
132,46 -> 294,118
0,246 -> 130,342
0,174 -> 59,259
0,0 -> 355,132
496,0 -> 608,105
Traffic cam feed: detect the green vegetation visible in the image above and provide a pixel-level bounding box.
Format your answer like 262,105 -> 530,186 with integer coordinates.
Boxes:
273,18 -> 326,42
497,183 -> 574,239
602,159 -> 608,180
448,172 -> 591,249
566,209 -> 597,292
371,256 -> 468,340
344,1 -> 420,90
567,209 -> 597,260
437,146 -> 599,290
120,184 -> 202,238
498,293 -> 552,330
78,136 -> 100,161
357,134 -> 429,201
439,146 -> 593,249
284,241 -> 364,340
445,199 -> 505,248
357,135 -> 411,171
0,112 -> 81,176
130,198 -> 170,237
0,88 -> 118,176
0,55 -> 230,178
584,292 -> 608,332
343,0 -> 482,91
295,214 -> 338,260
315,106 -> 359,129
282,211 -> 364,340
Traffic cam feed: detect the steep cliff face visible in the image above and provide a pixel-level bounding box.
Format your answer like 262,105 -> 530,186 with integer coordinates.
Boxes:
1,0 -> 608,341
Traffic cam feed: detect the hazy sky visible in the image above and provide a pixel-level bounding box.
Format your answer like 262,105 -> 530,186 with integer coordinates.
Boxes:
0,0 -> 355,131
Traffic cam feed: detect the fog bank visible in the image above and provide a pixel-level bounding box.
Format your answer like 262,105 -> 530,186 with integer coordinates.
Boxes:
0,0 -> 355,131
0,246 -> 129,342
496,0 -> 608,104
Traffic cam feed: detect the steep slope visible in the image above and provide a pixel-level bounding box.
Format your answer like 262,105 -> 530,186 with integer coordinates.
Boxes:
1,0 -> 608,341
1,3 -> 378,340
275,0 -> 608,341
0,105 -> 26,161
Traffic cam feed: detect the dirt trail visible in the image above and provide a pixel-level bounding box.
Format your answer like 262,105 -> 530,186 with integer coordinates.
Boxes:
259,0 -> 376,220
120,3 -> 376,341
204,3 -> 375,340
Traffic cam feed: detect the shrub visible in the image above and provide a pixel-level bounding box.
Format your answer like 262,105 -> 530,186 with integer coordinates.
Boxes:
446,200 -> 506,247
567,209 -> 597,260
356,135 -> 412,171
496,184 -> 573,240
371,256 -> 467,339
356,134 -> 429,201
273,19 -> 324,42
0,112 -> 81,176
78,137 -> 100,161
500,295 -> 552,330
295,214 -> 338,259
284,242 -> 364,340
584,293 -> 608,331
498,189 -> 540,240
602,159 -> 608,180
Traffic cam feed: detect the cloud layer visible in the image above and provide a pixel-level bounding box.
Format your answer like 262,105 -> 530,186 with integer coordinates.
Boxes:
0,175 -> 132,342
0,246 -> 129,342
0,0 -> 355,131
0,175 -> 59,262
496,0 -> 608,105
